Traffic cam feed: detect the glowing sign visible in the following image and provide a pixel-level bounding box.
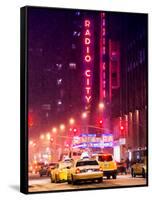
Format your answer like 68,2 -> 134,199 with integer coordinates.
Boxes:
100,12 -> 106,100
72,133 -> 114,149
83,19 -> 94,105
72,141 -> 113,149
102,134 -> 113,143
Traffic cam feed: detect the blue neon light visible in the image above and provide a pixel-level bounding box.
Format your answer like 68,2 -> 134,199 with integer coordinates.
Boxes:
72,141 -> 113,148
80,133 -> 112,137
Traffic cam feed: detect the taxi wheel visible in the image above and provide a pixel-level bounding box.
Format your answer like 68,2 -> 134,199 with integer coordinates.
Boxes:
71,175 -> 77,185
55,175 -> 59,183
67,179 -> 72,184
98,177 -> 103,183
131,169 -> 136,177
50,175 -> 54,183
112,174 -> 117,179
107,175 -> 110,179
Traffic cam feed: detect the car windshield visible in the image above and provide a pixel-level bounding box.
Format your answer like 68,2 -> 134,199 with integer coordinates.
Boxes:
73,152 -> 81,156
98,155 -> 113,162
76,160 -> 98,167
49,163 -> 57,166
59,162 -> 71,169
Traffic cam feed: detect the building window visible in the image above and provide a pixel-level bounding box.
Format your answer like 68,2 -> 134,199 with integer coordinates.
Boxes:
57,100 -> 62,105
69,63 -> 77,69
56,63 -> 62,70
73,31 -> 77,36
41,104 -> 51,110
77,32 -> 81,37
57,78 -> 62,86
75,11 -> 80,16
72,44 -> 76,49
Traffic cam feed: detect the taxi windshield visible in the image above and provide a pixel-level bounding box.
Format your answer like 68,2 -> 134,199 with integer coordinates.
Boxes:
59,162 -> 71,169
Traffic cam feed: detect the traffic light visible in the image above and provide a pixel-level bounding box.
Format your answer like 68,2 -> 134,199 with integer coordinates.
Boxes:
73,128 -> 77,133
69,127 -> 78,135
99,119 -> 103,127
69,128 -> 73,132
120,125 -> 124,131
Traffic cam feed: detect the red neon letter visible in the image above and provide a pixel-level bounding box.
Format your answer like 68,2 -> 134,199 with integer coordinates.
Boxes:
85,70 -> 91,77
85,96 -> 91,103
85,55 -> 91,62
85,29 -> 91,36
85,38 -> 91,45
86,78 -> 90,86
85,20 -> 90,27
86,46 -> 90,54
85,87 -> 91,94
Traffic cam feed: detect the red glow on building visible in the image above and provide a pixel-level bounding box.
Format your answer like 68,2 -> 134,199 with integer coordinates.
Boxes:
109,40 -> 120,102
28,114 -> 33,127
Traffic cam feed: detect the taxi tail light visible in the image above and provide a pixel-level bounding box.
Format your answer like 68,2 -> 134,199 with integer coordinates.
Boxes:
99,167 -> 103,172
75,168 -> 80,174
114,162 -> 117,169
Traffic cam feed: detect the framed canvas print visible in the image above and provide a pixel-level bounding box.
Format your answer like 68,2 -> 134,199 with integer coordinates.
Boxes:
20,6 -> 148,194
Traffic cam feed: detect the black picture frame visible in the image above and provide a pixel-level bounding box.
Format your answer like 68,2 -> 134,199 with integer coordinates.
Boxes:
20,6 -> 148,194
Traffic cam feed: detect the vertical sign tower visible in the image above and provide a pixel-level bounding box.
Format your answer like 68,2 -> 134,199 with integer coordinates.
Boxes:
83,18 -> 94,112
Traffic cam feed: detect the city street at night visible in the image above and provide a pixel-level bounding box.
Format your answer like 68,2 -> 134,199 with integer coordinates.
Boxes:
26,7 -> 148,193
28,174 -> 146,192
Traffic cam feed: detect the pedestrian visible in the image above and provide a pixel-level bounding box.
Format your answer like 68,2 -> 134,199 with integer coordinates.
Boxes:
126,158 -> 130,174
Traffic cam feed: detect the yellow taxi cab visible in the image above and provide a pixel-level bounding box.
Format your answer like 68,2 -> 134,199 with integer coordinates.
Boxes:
131,157 -> 147,178
67,157 -> 103,184
94,153 -> 117,179
50,161 -> 72,183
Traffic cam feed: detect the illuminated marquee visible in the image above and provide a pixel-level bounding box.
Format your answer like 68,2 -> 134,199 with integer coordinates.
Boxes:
83,19 -> 94,106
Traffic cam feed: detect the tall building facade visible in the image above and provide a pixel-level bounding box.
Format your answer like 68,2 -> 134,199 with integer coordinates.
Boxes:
105,13 -> 148,161
119,14 -> 148,161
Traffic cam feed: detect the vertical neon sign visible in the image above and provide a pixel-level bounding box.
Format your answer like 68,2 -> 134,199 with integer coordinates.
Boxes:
100,12 -> 106,101
83,19 -> 94,109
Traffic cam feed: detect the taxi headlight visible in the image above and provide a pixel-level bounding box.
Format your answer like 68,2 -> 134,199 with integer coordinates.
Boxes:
99,167 -> 103,172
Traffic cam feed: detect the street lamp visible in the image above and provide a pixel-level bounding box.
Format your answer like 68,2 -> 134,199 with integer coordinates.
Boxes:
52,127 -> 57,133
99,102 -> 104,110
69,118 -> 75,125
46,132 -> 51,140
29,140 -> 33,145
60,124 -> 65,131
82,112 -> 87,119
40,134 -> 45,140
